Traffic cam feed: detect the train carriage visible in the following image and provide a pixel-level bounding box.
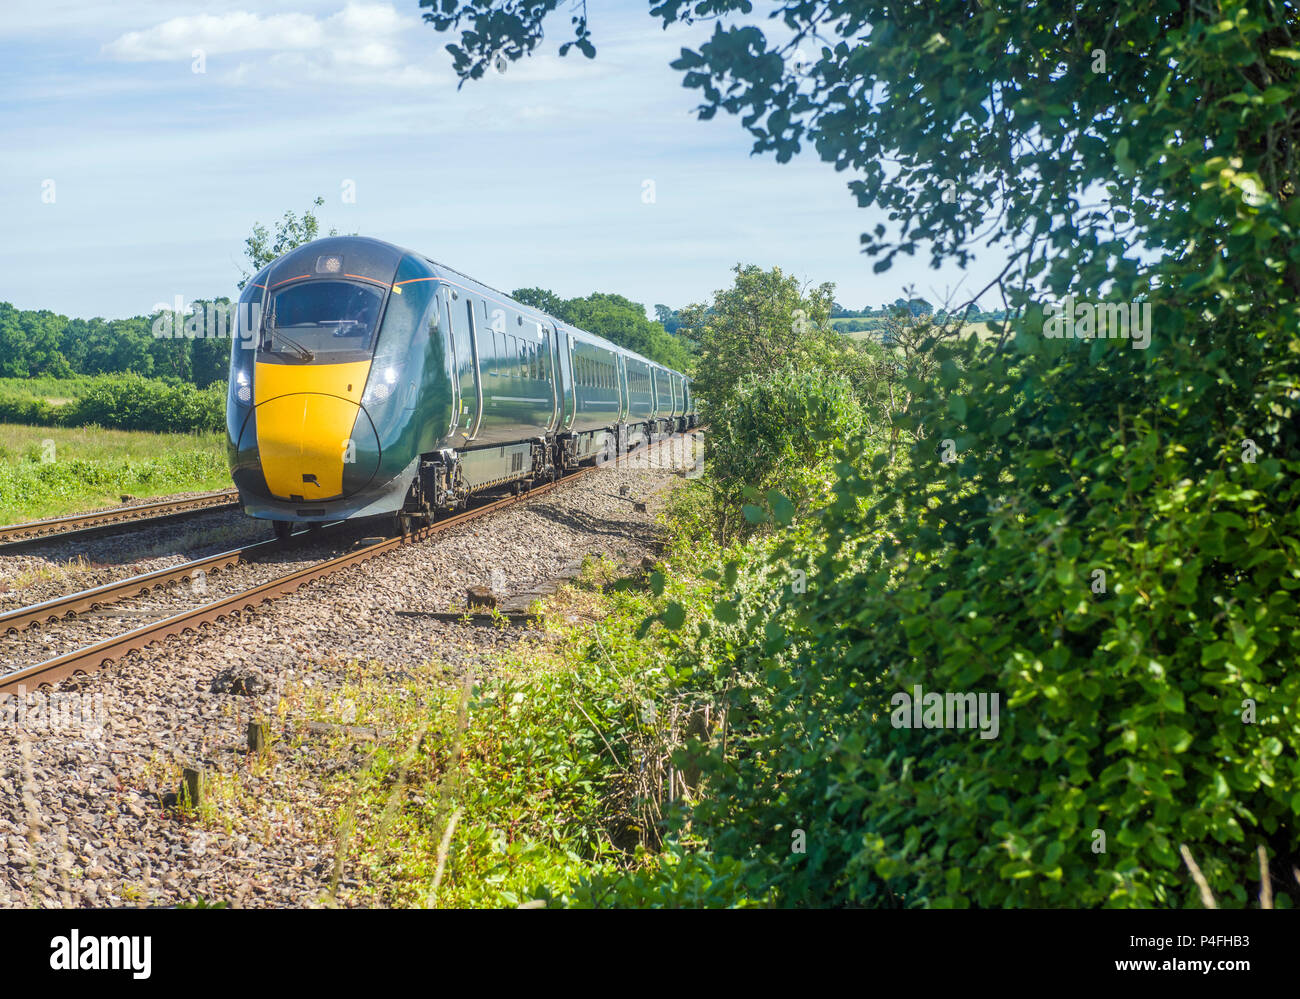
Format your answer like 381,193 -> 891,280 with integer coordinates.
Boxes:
226,236 -> 696,537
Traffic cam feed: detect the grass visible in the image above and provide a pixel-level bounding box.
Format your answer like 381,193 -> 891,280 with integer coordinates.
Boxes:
0,555 -> 93,594
0,374 -> 125,400
302,553 -> 705,908
0,423 -> 230,524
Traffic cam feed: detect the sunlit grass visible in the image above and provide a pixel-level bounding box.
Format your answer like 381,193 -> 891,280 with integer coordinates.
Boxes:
0,423 -> 229,524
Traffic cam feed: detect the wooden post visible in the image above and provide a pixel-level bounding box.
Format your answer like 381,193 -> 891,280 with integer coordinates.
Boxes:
181,767 -> 203,808
248,720 -> 269,755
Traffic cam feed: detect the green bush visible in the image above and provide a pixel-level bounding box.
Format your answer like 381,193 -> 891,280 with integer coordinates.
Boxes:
67,374 -> 224,433
650,312 -> 1300,907
703,363 -> 869,542
0,393 -> 60,426
0,374 -> 225,433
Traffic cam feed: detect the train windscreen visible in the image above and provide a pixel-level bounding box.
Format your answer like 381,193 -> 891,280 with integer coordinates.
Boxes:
263,280 -> 384,360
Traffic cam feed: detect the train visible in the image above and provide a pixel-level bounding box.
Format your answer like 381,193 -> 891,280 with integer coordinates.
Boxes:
226,236 -> 697,538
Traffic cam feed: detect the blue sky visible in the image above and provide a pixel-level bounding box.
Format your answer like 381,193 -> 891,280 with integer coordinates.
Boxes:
0,1 -> 1008,320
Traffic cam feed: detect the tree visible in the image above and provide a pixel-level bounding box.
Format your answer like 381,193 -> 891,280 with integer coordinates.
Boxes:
562,292 -> 691,371
675,264 -> 837,410
654,304 -> 683,335
240,196 -> 337,290
0,304 -> 70,377
510,286 -> 568,319
511,287 -> 692,370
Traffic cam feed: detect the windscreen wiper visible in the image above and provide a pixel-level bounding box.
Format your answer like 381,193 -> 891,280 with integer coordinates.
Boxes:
261,300 -> 314,361
268,327 -> 315,362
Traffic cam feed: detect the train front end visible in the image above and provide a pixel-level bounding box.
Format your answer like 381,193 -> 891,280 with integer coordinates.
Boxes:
226,236 -> 453,535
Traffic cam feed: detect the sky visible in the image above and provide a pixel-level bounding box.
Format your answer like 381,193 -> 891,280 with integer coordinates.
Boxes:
0,1 -> 1010,321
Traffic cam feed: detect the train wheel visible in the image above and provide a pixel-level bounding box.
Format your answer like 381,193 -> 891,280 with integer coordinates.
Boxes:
273,520 -> 292,542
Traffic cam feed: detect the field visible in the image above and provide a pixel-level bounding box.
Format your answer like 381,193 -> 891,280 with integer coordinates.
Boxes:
0,423 -> 229,524
838,319 -> 1002,343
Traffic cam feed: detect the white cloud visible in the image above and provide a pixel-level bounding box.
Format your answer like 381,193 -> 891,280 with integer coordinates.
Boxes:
98,3 -> 622,92
104,11 -> 325,60
101,3 -> 428,85
327,2 -> 405,37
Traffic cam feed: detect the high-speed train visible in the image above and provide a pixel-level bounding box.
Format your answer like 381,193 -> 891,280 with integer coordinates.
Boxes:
226,236 -> 696,537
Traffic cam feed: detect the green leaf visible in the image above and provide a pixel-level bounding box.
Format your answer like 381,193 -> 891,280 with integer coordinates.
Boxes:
767,489 -> 795,525
713,600 -> 739,623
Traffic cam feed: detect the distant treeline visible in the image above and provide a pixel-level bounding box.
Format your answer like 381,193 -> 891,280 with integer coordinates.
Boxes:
0,300 -> 230,387
832,298 -> 1011,322
0,292 -> 694,386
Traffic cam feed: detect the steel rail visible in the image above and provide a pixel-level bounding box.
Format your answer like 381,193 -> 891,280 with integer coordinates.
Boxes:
0,490 -> 241,551
0,536 -> 283,636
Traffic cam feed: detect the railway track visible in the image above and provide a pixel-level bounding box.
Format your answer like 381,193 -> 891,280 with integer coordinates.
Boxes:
0,428 -> 702,698
0,490 -> 242,551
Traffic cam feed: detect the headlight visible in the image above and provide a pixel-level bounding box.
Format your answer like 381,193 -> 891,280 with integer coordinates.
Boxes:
362,366 -> 398,406
235,369 -> 251,404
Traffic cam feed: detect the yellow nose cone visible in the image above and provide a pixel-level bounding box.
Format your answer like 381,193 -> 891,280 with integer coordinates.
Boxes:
253,360 -> 372,501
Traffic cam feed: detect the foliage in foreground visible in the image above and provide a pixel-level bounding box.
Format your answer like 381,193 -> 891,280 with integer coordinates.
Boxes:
317,556 -> 738,908
414,0 -> 1300,908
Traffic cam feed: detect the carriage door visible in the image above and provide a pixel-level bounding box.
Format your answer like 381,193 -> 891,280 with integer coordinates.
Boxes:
448,290 -> 480,442
556,329 -> 576,430
459,294 -> 484,441
616,355 -> 629,455
441,290 -> 461,437
540,320 -> 560,433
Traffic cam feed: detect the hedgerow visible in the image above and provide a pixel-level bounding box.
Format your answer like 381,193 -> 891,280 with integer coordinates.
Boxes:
0,373 -> 225,433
